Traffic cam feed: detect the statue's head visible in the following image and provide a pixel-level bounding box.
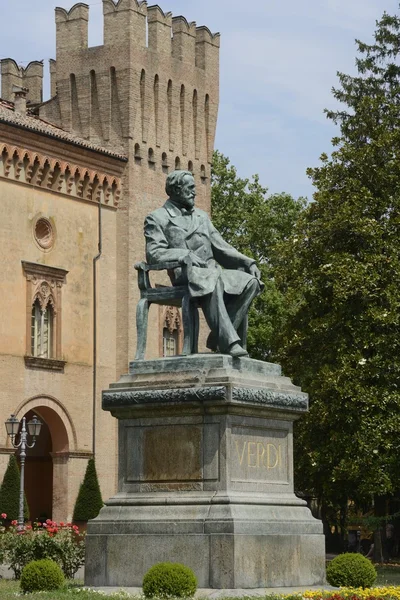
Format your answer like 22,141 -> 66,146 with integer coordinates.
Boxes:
165,170 -> 196,211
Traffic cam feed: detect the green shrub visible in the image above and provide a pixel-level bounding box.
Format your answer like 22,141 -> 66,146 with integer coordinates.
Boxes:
326,553 -> 377,588
143,562 -> 197,599
0,454 -> 29,521
20,559 -> 64,593
73,458 -> 103,521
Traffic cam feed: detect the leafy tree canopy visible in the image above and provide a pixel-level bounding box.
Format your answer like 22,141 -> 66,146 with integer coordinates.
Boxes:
211,150 -> 306,360
275,7 -> 400,514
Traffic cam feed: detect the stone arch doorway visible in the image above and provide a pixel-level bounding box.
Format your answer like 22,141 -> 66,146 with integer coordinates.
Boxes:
13,397 -> 75,523
20,409 -> 53,522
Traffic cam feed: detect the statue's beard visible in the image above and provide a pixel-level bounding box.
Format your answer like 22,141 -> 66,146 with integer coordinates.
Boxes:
174,196 -> 195,212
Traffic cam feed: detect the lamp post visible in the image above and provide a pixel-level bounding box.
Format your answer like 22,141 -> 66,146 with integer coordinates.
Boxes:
5,414 -> 42,530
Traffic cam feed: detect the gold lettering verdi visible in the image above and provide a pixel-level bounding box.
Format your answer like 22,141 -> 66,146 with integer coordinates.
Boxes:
235,440 -> 247,465
234,439 -> 283,469
247,442 -> 257,468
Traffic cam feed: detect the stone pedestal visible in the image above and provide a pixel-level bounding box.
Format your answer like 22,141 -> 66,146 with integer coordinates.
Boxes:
85,355 -> 325,589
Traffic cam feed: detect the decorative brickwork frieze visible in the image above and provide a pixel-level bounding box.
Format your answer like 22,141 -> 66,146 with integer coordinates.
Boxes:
0,141 -> 121,206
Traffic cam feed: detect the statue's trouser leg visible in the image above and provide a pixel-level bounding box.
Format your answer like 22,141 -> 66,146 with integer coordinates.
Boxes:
200,277 -> 240,353
225,278 -> 261,332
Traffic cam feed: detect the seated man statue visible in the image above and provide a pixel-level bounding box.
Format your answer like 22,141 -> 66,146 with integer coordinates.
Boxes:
144,170 -> 264,358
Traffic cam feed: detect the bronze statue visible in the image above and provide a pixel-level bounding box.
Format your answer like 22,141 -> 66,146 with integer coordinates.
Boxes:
143,170 -> 263,358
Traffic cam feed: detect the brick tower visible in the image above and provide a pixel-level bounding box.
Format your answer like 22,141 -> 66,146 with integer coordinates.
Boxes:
38,0 -> 220,371
0,0 -> 220,516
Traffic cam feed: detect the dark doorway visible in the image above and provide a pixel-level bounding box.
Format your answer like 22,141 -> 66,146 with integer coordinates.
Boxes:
17,410 -> 53,522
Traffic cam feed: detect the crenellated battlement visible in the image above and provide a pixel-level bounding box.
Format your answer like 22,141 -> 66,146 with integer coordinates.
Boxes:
1,59 -> 44,104
102,0 -> 147,48
195,26 -> 221,48
147,5 -> 172,52
147,5 -> 171,22
55,2 -> 89,22
55,3 -> 89,55
36,0 -> 219,167
54,1 -> 219,68
171,17 -> 196,63
102,0 -> 147,14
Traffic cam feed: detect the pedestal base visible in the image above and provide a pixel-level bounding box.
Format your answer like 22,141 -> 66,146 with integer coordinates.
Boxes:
86,355 -> 325,588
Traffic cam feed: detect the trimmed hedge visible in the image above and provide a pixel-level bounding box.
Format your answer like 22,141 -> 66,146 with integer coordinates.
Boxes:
326,553 -> 377,588
73,458 -> 103,522
0,454 -> 29,521
143,562 -> 197,598
20,559 -> 64,593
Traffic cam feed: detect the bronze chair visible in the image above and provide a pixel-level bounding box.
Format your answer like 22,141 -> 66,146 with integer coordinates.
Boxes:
134,258 -> 199,360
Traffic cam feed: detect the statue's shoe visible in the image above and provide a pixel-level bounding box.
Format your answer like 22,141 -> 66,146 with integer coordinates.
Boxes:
206,331 -> 218,352
228,343 -> 248,358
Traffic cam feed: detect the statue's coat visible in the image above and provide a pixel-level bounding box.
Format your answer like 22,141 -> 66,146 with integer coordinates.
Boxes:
144,200 -> 261,298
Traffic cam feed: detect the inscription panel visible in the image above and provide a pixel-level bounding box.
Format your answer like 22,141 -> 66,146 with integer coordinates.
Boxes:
231,426 -> 288,484
143,425 -> 202,482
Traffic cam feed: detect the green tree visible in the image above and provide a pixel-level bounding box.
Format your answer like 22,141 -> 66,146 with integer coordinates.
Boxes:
73,458 -> 103,522
211,150 -> 306,360
0,454 -> 29,521
275,7 -> 400,537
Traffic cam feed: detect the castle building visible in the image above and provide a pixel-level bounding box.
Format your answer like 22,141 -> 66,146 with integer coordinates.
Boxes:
0,0 -> 219,521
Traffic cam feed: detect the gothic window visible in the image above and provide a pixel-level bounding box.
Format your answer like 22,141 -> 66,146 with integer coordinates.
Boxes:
163,328 -> 178,357
160,306 -> 182,357
22,261 -> 68,371
31,298 -> 53,358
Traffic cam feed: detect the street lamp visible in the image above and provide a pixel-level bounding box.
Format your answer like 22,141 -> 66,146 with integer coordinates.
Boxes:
4,414 -> 42,530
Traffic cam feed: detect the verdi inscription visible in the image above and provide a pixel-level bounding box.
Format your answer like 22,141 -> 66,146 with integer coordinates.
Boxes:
231,427 -> 288,484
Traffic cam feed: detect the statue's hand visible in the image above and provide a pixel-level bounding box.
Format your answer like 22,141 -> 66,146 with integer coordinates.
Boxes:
191,256 -> 208,268
183,254 -> 208,268
249,263 -> 261,279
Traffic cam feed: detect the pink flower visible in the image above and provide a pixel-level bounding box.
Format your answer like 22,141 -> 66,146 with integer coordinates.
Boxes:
11,520 -> 17,526
72,525 -> 79,532
59,521 -> 65,527
1,513 -> 7,519
46,519 -> 52,525
26,525 -> 32,530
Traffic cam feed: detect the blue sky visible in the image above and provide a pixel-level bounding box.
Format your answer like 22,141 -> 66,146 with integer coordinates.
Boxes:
1,0 -> 399,199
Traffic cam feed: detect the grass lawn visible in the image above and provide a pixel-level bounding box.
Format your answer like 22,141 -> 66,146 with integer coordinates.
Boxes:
375,565 -> 400,586
0,579 -> 140,599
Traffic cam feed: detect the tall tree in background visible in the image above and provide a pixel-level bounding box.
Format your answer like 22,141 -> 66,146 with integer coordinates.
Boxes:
275,7 -> 400,541
211,150 -> 306,360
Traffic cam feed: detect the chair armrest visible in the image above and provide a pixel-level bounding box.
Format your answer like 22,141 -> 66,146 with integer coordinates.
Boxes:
134,257 -> 192,291
134,261 -> 181,272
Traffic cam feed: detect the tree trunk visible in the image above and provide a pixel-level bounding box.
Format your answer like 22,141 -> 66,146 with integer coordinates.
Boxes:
373,494 -> 387,564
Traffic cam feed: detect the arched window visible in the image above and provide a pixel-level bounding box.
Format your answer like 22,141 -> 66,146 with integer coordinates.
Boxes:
154,74 -> 159,139
161,306 -> 182,357
163,327 -> 178,357
31,298 -> 53,358
167,80 -> 172,145
23,261 -> 68,371
162,152 -> 169,173
140,69 -> 146,142
175,156 -> 181,170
